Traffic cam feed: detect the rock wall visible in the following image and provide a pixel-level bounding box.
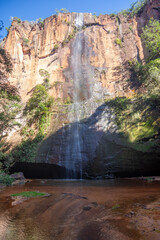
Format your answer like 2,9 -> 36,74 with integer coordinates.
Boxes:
3,13 -> 142,102
2,0 -> 160,177
4,1 -> 160,102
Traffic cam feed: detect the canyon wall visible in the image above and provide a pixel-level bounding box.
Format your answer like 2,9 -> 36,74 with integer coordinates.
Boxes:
2,0 -> 160,177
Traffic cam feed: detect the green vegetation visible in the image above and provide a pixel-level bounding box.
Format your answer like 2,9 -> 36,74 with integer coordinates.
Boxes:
5,26 -> 11,33
119,9 -> 129,17
0,66 -> 54,170
106,95 -> 159,151
106,17 -> 160,152
23,38 -> 29,45
55,8 -> 69,14
110,13 -> 116,17
141,18 -> 160,60
39,69 -> 50,89
53,44 -> 59,51
112,204 -> 120,210
0,48 -> 13,73
92,13 -> 97,19
0,90 -> 21,138
119,0 -> 155,17
24,84 -> 53,134
129,25 -> 133,32
115,38 -> 123,48
13,17 -> 21,23
64,96 -> 72,105
11,191 -> 47,197
53,81 -> 63,88
0,171 -> 14,186
10,135 -> 44,163
36,18 -> 44,28
62,31 -> 76,47
0,89 -> 21,170
129,0 -> 147,17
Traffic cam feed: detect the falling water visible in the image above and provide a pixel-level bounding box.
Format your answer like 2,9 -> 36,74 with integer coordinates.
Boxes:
61,13 -> 110,178
36,13 -> 113,178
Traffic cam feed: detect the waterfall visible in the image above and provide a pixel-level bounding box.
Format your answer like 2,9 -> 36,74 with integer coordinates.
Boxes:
36,13 -> 113,178
61,13 -> 110,178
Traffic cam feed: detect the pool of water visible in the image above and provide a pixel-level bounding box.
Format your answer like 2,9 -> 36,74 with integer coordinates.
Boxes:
0,179 -> 160,240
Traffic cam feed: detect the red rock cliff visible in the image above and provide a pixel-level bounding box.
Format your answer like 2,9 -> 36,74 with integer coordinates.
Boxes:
3,0 -> 160,102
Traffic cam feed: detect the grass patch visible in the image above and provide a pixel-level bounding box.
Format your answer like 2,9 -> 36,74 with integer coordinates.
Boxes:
11,191 -> 47,198
112,204 -> 120,210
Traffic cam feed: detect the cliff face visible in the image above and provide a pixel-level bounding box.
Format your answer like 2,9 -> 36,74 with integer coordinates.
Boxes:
3,14 -> 141,102
4,1 -> 160,102
2,0 -> 160,177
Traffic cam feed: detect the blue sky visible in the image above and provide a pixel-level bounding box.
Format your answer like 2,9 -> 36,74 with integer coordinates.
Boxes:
1,0 -> 135,38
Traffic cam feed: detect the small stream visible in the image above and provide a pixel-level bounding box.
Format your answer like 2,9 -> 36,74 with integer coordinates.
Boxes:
0,179 -> 160,240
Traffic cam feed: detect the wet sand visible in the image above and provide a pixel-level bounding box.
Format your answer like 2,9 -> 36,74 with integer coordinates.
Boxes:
0,179 -> 160,240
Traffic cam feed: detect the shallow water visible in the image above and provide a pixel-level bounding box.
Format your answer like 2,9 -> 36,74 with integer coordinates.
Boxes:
0,179 -> 160,240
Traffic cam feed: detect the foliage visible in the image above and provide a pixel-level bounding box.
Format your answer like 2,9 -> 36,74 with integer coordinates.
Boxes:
11,191 -> 47,197
23,38 -> 29,45
36,18 -> 44,28
92,13 -> 97,19
8,134 -> 44,164
24,84 -> 53,133
64,96 -> 72,105
129,59 -> 160,95
39,69 -> 50,89
53,81 -> 63,88
5,26 -> 11,33
0,48 -> 13,73
118,0 -> 151,17
13,17 -> 21,23
39,69 -> 50,79
129,25 -> 133,32
110,13 -> 116,17
53,44 -> 59,50
0,171 -> 14,186
0,90 -> 21,138
21,126 -> 35,139
62,31 -> 75,47
141,18 -> 160,60
1,72 -> 54,168
55,8 -> 69,14
119,9 -> 129,17
129,0 -> 147,17
106,95 -> 160,151
115,38 -> 123,48
112,204 -> 120,210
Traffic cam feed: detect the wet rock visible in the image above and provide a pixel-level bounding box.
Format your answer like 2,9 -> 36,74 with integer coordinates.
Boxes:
12,180 -> 26,185
10,172 -> 25,180
83,206 -> 92,211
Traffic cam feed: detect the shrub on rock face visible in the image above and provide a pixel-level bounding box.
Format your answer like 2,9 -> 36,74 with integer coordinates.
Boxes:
24,84 -> 54,132
141,19 -> 160,60
13,17 -> 21,23
115,38 -> 123,48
